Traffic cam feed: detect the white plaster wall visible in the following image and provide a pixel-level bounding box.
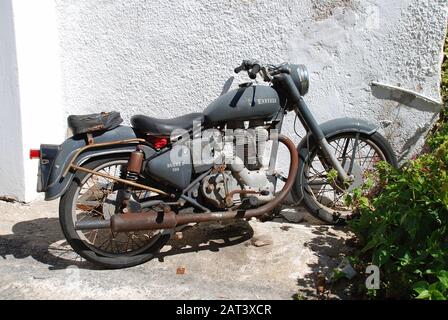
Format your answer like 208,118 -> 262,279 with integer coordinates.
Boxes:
13,0 -> 65,201
55,0 -> 447,167
0,0 -> 64,202
0,0 -> 25,201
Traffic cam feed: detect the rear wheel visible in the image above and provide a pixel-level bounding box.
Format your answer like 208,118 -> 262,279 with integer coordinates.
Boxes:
59,156 -> 172,269
293,132 -> 397,224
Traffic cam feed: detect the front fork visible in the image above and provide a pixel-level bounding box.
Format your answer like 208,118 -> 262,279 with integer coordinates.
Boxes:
278,74 -> 351,182
295,99 -> 350,182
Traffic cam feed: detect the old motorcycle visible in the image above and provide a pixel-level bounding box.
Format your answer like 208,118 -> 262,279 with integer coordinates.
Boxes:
31,60 -> 397,268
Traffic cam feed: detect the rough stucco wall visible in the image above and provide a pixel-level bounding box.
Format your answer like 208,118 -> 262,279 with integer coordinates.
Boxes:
55,0 -> 447,167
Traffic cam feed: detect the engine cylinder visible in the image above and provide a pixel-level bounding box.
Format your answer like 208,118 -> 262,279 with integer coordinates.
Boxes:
233,127 -> 268,170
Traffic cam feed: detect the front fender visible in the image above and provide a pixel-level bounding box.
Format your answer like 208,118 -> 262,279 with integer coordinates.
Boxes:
296,117 -> 379,152
43,126 -> 144,200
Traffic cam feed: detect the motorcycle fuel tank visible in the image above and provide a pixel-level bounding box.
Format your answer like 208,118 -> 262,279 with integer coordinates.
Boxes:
203,85 -> 280,124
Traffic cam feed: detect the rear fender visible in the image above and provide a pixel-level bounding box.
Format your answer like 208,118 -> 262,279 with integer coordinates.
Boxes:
43,126 -> 152,200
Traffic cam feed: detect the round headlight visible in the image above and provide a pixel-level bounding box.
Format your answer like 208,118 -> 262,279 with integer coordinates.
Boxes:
289,64 -> 309,96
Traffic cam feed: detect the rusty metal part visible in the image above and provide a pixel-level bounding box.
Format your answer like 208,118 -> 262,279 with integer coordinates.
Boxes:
86,133 -> 94,145
205,184 -> 215,193
212,164 -> 226,174
76,135 -> 298,232
63,138 -> 147,177
111,210 -> 177,232
70,164 -> 169,196
75,218 -> 110,231
225,189 -> 259,207
127,147 -> 144,174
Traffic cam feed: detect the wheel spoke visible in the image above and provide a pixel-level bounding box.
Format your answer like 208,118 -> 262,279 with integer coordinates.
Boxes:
73,161 -> 162,255
304,134 -> 386,216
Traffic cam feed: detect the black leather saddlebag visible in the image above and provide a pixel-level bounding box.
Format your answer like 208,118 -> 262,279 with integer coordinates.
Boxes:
67,111 -> 123,136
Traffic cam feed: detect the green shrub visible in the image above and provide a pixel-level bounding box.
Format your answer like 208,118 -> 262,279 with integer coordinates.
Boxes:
350,142 -> 448,299
349,32 -> 448,299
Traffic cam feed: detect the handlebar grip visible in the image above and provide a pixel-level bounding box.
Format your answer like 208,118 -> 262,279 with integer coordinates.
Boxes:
248,64 -> 261,79
234,65 -> 245,74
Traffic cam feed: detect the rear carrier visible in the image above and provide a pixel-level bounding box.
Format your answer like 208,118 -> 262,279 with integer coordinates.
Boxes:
32,111 -> 125,193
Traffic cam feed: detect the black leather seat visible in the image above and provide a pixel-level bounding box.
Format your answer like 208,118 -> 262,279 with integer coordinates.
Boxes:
131,113 -> 203,136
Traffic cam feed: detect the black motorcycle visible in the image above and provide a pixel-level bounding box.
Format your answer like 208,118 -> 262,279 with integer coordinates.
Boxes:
31,60 -> 397,268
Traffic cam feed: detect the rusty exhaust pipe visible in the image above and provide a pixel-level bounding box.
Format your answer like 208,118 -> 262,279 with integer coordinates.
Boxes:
106,134 -> 299,233
111,208 -> 178,231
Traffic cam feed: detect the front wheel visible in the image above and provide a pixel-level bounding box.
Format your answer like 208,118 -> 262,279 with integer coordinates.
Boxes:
59,155 -> 172,269
292,131 -> 398,224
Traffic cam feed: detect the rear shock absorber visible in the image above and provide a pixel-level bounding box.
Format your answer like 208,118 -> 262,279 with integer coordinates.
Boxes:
127,146 -> 144,181
122,146 -> 145,213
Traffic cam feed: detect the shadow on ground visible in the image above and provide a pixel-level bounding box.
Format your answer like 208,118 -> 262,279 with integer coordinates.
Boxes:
0,207 -> 353,299
0,217 -> 254,271
0,217 -> 93,270
158,220 -> 253,261
294,225 -> 355,300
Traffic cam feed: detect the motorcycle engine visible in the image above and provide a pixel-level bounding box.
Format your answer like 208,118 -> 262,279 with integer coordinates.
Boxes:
200,124 -> 275,209
200,171 -> 242,209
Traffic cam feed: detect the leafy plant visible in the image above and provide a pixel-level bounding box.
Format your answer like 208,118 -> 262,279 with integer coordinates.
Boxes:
349,149 -> 448,298
413,270 -> 448,300
326,168 -> 338,184
347,31 -> 448,299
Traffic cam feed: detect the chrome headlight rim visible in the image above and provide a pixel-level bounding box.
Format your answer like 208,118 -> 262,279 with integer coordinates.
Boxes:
290,64 -> 309,96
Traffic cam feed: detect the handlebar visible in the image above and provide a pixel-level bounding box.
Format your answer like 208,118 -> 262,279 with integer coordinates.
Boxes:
248,64 -> 261,79
234,65 -> 245,74
234,60 -> 258,74
234,60 -> 289,81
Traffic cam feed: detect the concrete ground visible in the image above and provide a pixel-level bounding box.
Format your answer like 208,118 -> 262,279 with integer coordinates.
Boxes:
0,200 -> 354,300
